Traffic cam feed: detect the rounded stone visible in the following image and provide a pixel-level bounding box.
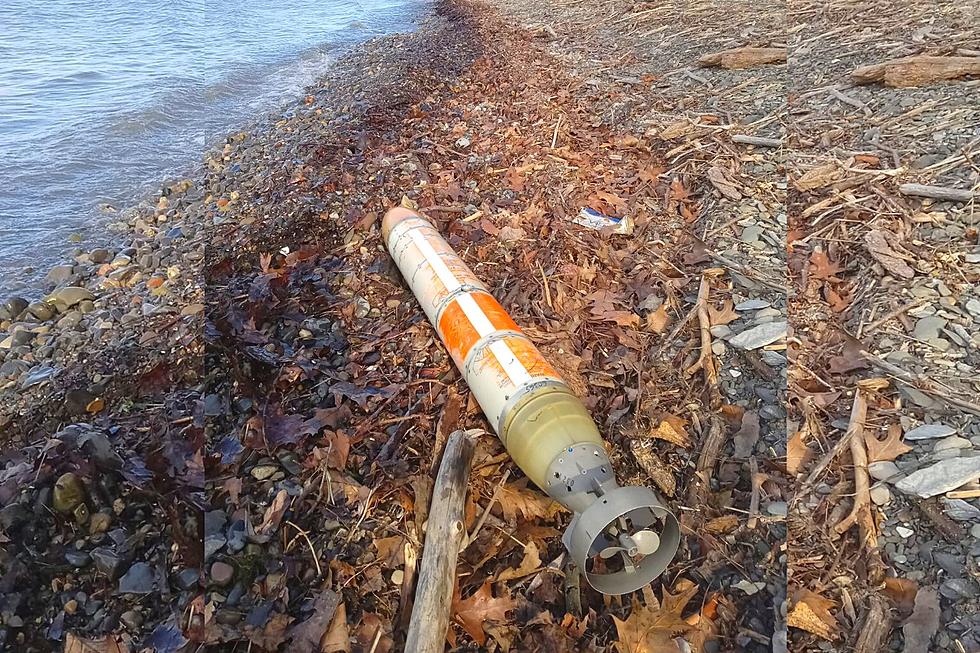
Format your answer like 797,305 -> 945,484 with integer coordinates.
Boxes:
4,297 -> 29,317
53,472 -> 86,514
27,302 -> 55,321
210,561 -> 234,586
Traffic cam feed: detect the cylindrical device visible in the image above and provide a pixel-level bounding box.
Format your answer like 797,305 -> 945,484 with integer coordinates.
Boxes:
383,207 -> 679,594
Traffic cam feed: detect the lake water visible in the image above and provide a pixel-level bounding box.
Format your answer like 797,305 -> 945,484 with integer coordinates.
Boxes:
0,0 -> 427,294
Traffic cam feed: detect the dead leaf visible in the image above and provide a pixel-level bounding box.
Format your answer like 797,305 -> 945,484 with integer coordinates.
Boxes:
704,515 -> 739,534
255,489 -> 290,539
613,580 -> 697,653
882,577 -> 918,616
793,162 -> 841,191
865,424 -> 913,463
288,590 -> 341,653
901,587 -> 940,653
65,634 -> 129,653
498,541 -> 541,581
645,304 -> 671,333
498,483 -> 565,524
787,590 -> 839,641
453,582 -> 516,646
787,429 -> 810,475
651,414 -> 691,448
707,300 -> 738,326
732,411 -> 760,458
659,120 -> 694,140
706,166 -> 742,200
808,249 -> 842,280
864,230 -> 915,279
321,602 -> 350,653
823,284 -> 852,313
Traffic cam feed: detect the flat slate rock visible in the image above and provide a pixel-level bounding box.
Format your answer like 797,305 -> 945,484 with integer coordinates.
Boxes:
728,321 -> 786,350
904,423 -> 957,440
894,457 -> 980,498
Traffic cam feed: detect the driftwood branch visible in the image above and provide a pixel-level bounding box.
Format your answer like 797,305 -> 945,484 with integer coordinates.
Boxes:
698,46 -> 787,69
852,593 -> 893,653
898,183 -> 974,203
731,134 -> 783,148
405,429 -> 478,653
851,55 -> 980,87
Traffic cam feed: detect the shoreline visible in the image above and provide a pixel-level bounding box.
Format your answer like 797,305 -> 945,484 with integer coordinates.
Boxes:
0,3 -> 476,649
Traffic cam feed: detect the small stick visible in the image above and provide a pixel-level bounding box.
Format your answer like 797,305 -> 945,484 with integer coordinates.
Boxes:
731,134 -> 783,148
463,468 -> 512,550
405,430 -> 478,653
683,275 -> 718,390
898,183 -> 974,203
798,389 -> 866,498
861,298 -> 927,334
852,593 -> 893,653
832,391 -> 872,543
860,351 -> 980,416
747,457 -> 762,529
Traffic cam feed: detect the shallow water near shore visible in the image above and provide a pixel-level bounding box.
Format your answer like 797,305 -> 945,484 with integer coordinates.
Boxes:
0,0 -> 428,295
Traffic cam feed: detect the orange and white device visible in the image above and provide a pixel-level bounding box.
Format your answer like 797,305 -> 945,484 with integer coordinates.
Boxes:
383,207 -> 679,594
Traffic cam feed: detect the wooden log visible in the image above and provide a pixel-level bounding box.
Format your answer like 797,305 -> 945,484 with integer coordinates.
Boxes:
852,593 -> 893,653
898,183 -> 974,203
698,46 -> 786,69
405,429 -> 478,653
851,55 -> 980,87
731,134 -> 783,148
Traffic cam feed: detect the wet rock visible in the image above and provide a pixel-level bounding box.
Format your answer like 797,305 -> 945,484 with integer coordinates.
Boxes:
89,511 -> 113,534
939,578 -> 978,600
895,457 -> 980,498
904,423 -> 957,440
27,302 -> 55,320
53,472 -> 86,514
0,503 -> 30,530
65,550 -> 92,568
90,547 -> 126,579
89,249 -> 111,264
250,464 -> 278,481
46,287 -> 95,312
46,265 -> 75,285
120,610 -> 143,631
728,321 -> 786,350
118,562 -> 154,594
175,568 -> 200,591
65,389 -> 98,414
4,297 -> 28,317
210,561 -> 234,586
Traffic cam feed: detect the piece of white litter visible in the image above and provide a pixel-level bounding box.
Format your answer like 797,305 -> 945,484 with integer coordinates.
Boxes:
571,207 -> 634,235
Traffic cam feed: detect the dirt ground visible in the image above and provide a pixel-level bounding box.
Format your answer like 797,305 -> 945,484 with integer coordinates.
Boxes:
0,0 -> 978,652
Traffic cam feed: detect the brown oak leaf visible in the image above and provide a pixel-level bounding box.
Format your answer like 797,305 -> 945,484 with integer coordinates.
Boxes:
864,424 -> 912,463
453,582 -> 516,645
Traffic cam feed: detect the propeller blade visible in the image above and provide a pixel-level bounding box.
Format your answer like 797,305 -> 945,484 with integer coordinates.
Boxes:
633,529 -> 661,555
